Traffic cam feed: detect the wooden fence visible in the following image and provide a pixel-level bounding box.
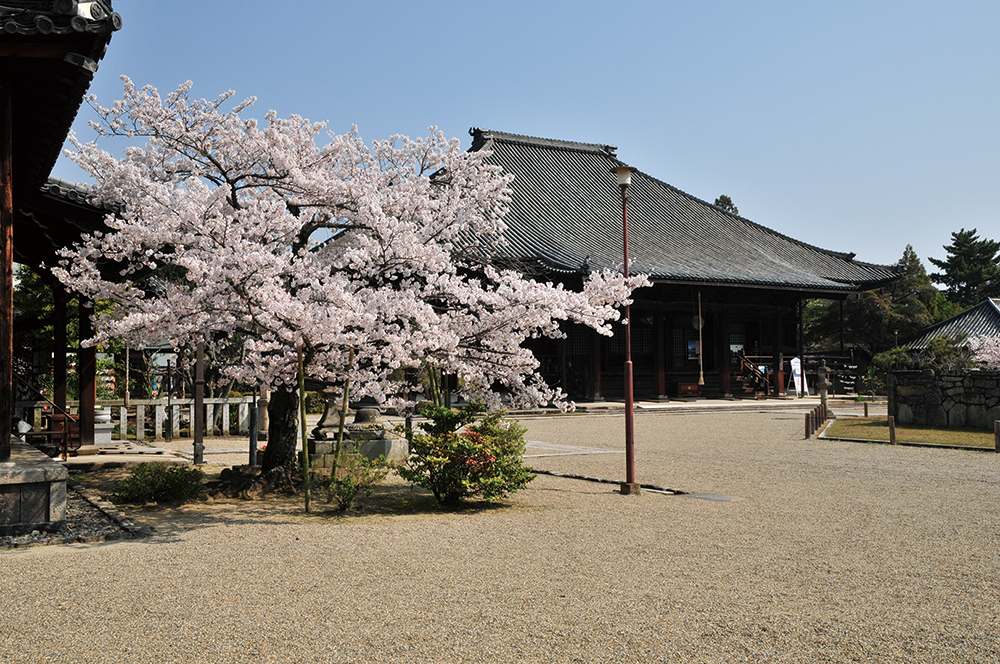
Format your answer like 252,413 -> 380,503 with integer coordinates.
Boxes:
14,396 -> 260,441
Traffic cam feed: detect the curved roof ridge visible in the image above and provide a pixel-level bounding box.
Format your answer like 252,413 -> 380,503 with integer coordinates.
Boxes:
470,127 -> 617,158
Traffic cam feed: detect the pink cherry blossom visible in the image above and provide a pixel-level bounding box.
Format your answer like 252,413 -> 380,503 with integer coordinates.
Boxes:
969,336 -> 1000,370
53,77 -> 648,411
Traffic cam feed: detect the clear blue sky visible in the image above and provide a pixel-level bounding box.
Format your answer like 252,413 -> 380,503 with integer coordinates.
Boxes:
52,0 -> 1000,271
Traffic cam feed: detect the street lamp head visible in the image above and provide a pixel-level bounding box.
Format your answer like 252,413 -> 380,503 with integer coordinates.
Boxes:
612,164 -> 638,188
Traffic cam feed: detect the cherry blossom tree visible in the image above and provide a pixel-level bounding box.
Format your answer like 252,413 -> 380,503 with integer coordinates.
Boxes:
969,336 -> 1000,370
53,77 -> 646,471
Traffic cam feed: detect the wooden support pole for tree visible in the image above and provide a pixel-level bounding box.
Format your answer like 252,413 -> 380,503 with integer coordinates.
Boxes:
298,345 -> 310,513
889,415 -> 897,445
332,347 -> 353,482
994,420 -> 999,454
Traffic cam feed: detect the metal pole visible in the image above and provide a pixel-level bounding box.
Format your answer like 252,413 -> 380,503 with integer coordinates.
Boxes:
620,182 -> 638,495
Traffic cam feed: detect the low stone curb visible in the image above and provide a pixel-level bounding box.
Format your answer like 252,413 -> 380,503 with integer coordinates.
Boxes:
0,485 -> 153,550
818,433 -> 997,452
70,484 -> 155,539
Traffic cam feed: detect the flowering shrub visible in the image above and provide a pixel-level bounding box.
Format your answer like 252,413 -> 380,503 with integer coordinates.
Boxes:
398,402 -> 534,505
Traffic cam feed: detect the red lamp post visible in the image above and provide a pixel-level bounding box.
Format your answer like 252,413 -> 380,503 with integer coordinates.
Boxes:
613,164 -> 640,495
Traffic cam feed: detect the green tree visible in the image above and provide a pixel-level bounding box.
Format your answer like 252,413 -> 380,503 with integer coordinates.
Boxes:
12,266 -> 79,400
804,245 -> 956,358
872,335 -> 973,374
713,194 -> 739,215
928,228 -> 1000,308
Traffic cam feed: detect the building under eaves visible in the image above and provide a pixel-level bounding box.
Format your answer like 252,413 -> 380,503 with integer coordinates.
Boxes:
468,128 -> 900,400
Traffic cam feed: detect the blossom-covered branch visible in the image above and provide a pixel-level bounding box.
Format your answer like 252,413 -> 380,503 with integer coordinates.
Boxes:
53,77 -> 648,410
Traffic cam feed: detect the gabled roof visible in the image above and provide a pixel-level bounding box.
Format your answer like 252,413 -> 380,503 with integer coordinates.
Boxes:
907,299 -> 1000,349
470,128 -> 899,295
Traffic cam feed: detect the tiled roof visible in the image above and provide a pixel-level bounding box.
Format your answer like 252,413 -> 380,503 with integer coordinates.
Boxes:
470,128 -> 899,294
906,299 -> 1000,348
0,0 -> 120,194
2,1 -> 120,272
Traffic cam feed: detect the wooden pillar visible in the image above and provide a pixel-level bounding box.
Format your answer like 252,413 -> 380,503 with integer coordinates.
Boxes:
559,336 -> 567,396
52,286 -> 67,413
839,299 -> 845,357
797,300 -> 805,397
655,310 -> 667,399
77,298 -> 96,448
773,310 -> 785,396
193,341 -> 205,464
591,328 -> 603,401
720,310 -> 731,396
0,79 -> 11,461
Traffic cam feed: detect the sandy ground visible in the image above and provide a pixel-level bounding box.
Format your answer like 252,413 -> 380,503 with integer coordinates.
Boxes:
3,404 -> 999,663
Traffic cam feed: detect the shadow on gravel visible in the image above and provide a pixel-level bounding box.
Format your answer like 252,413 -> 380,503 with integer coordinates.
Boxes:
64,470 -> 525,545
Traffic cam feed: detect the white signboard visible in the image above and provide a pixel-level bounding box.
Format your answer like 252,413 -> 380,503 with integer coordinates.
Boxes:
790,357 -> 808,396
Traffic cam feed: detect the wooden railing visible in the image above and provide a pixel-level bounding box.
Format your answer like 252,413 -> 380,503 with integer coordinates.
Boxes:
15,396 -> 259,442
736,351 -> 771,394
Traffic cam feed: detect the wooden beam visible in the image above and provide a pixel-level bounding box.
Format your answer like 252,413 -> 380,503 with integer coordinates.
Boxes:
1,78 -> 12,461
0,35 -> 93,59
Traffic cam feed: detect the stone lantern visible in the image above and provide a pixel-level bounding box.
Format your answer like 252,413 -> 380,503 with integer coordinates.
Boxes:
816,360 -> 832,411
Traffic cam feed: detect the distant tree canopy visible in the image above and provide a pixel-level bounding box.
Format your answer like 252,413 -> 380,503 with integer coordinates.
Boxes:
928,228 -> 1000,309
872,335 -> 974,374
713,194 -> 739,216
804,245 -> 960,359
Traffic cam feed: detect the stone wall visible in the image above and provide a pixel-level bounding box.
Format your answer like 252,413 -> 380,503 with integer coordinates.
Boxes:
888,370 -> 1000,428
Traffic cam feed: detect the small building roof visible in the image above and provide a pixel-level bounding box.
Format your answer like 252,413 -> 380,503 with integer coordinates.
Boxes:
470,128 -> 899,295
906,299 -> 1000,349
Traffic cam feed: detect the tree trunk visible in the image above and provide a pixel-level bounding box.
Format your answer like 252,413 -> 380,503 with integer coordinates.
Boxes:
263,386 -> 299,472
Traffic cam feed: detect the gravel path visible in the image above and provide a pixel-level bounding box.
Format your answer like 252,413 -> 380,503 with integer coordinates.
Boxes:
3,407 -> 999,663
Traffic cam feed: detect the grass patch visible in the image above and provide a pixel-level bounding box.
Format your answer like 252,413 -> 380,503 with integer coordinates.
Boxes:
825,417 -> 997,448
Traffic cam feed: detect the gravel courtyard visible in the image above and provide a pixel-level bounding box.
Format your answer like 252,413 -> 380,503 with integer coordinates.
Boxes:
3,407 -> 999,663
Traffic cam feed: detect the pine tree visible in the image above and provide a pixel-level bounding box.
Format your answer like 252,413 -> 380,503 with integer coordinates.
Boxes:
928,228 -> 1000,308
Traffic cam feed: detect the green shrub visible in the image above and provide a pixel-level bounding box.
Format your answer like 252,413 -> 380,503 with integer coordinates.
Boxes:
111,463 -> 205,504
325,451 -> 391,511
304,391 -> 326,414
398,402 -> 534,505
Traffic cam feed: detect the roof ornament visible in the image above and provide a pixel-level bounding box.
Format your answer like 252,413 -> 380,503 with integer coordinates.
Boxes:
0,0 -> 121,35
